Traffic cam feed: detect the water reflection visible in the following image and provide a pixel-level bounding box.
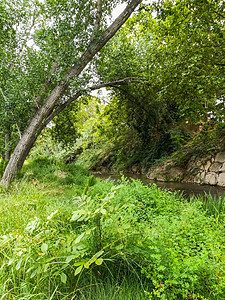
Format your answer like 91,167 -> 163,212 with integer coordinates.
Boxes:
93,172 -> 225,199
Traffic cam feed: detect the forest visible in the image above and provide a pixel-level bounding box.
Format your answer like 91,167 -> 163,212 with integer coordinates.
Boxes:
0,0 -> 225,299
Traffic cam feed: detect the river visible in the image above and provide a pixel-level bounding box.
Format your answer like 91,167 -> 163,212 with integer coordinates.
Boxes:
94,172 -> 225,199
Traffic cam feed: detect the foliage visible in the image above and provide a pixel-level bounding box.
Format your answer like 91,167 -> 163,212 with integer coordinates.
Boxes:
0,158 -> 225,298
85,0 -> 225,170
0,0 -> 139,170
170,122 -> 225,168
194,193 -> 225,222
0,159 -> 8,178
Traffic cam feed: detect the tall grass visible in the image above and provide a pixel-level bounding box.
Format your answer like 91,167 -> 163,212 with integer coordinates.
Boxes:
191,192 -> 225,222
0,158 -> 225,299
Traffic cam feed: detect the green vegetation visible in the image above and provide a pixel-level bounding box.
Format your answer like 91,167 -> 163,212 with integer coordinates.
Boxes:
1,1 -> 225,299
39,0 -> 224,173
1,0 -> 225,184
0,158 -> 225,299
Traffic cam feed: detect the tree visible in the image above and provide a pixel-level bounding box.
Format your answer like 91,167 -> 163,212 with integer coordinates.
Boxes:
0,0 -> 143,186
0,1 -> 17,160
82,0 -> 223,169
98,1 -> 225,132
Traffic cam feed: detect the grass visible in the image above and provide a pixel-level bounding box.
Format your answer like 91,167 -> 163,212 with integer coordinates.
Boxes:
0,157 -> 225,299
201,193 -> 225,221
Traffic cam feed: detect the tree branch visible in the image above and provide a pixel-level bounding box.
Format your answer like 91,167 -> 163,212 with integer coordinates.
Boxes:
90,77 -> 146,89
0,0 -> 143,186
33,61 -> 59,109
41,77 -> 146,130
90,0 -> 103,40
65,0 -> 142,80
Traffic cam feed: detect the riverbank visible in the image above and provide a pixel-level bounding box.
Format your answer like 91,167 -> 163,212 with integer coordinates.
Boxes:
146,151 -> 225,187
1,157 -> 225,299
93,171 -> 225,199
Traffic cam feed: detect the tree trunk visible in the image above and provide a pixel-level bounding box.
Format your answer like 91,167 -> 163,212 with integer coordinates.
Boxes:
0,0 -> 142,186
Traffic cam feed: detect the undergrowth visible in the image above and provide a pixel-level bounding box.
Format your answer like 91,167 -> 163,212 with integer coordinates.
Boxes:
0,157 -> 225,299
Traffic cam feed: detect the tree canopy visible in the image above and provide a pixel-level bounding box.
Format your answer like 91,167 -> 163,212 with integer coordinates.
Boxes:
73,0 -> 225,168
1,0 -> 225,183
0,0 -> 143,185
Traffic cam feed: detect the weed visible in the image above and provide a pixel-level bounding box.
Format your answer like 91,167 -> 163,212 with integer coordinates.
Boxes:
0,158 -> 225,298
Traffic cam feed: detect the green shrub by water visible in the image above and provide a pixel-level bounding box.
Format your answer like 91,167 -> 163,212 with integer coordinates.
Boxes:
0,158 -> 225,299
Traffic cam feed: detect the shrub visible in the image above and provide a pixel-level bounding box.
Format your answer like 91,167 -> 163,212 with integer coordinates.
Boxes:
0,165 -> 225,299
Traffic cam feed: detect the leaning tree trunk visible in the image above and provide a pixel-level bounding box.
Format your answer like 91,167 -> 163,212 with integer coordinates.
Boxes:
0,0 -> 142,186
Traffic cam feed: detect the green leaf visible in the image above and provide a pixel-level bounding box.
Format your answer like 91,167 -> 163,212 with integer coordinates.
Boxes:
95,258 -> 103,265
47,209 -> 59,221
75,265 -> 83,276
84,261 -> 91,269
7,258 -> 15,266
71,211 -> 80,221
16,258 -> 22,270
117,227 -> 124,234
95,250 -> 104,258
30,269 -> 37,279
75,232 -> 85,244
114,244 -> 124,250
66,255 -> 75,263
60,272 -> 67,284
41,243 -> 48,253
43,263 -> 49,273
100,208 -> 107,215
73,261 -> 83,267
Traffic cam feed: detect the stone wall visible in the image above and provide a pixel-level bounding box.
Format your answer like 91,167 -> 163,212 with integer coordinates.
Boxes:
147,152 -> 225,187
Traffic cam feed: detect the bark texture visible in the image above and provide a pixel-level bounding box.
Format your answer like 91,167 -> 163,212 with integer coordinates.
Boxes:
1,0 -> 142,186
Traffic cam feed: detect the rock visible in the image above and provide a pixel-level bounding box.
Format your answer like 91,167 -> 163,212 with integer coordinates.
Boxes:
194,171 -> 205,184
147,170 -> 166,181
157,175 -> 167,181
215,152 -> 225,163
204,160 -> 211,172
194,175 -> 201,184
204,173 -> 218,185
196,160 -> 204,168
168,167 -> 184,179
200,171 -> 206,180
100,167 -> 109,173
187,158 -> 196,172
209,162 -> 223,172
220,163 -> 225,173
147,169 -> 158,180
217,173 -> 225,187
131,165 -> 141,174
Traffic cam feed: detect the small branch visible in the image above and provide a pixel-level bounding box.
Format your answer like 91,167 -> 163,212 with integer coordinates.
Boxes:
16,123 -> 22,139
40,76 -> 147,131
91,0 -> 103,40
40,91 -> 82,131
90,77 -> 147,90
65,0 -> 142,80
213,11 -> 225,19
33,61 -> 59,109
138,4 -> 152,12
10,111 -> 22,139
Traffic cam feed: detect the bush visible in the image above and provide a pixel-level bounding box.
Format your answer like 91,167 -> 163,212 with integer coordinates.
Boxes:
0,165 -> 225,299
0,159 -> 8,178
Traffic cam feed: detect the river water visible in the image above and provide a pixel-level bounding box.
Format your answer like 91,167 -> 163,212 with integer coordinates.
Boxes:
94,172 -> 225,199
